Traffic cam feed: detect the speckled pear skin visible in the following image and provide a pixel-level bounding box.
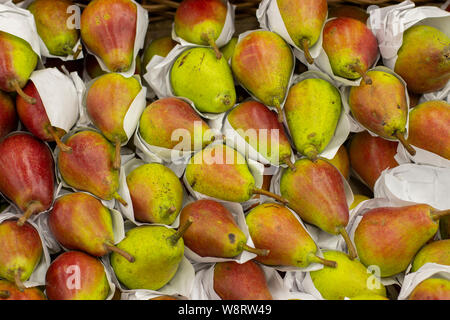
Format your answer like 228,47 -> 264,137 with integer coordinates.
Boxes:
411,240 -> 450,272
407,100 -> 450,160
354,204 -> 439,277
185,144 -> 255,203
395,25 -> 450,94
28,0 -> 79,56
284,78 -> 341,160
80,0 -> 137,73
408,278 -> 450,300
0,31 -> 38,92
227,100 -> 292,165
126,163 -> 184,225
110,225 -> 184,290
142,36 -> 177,67
231,31 -> 293,109
348,70 -> 408,139
310,250 -> 387,300
0,280 -> 46,300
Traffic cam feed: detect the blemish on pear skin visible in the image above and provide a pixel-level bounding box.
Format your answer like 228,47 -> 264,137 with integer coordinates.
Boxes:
228,233 -> 235,244
178,51 -> 191,67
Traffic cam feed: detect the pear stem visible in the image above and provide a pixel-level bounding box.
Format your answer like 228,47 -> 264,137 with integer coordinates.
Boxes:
241,244 -> 270,257
339,227 -> 358,260
309,254 -> 337,268
252,188 -> 289,205
0,290 -> 10,299
303,146 -> 319,162
72,44 -> 82,59
104,241 -> 135,263
282,155 -> 296,171
394,131 -> 416,156
113,138 -> 122,170
17,201 -> 41,227
301,38 -> 314,65
206,35 -> 222,60
113,192 -> 128,207
14,270 -> 25,292
431,209 -> 450,221
164,206 -> 177,218
274,103 -> 285,123
168,217 -> 193,246
351,64 -> 372,85
47,125 -> 72,153
11,79 -> 36,104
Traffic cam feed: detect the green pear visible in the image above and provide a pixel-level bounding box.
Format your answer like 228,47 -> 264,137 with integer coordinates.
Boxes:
142,37 -> 177,67
284,78 -> 342,161
350,294 -> 389,300
408,278 -> 450,300
170,47 -> 236,113
310,250 -> 387,300
220,37 -> 238,62
411,240 -> 450,272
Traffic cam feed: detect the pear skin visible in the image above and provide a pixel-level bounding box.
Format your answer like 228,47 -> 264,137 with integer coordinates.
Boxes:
0,91 -> 17,139
408,278 -> 450,300
142,36 -> 177,67
411,240 -> 450,272
220,37 -> 238,62
0,280 -> 46,300
327,145 -> 350,180
328,5 -> 369,23
350,195 -> 370,210
350,294 -> 389,300
407,100 -> 450,160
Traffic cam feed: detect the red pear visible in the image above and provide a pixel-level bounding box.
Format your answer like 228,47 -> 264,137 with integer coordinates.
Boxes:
0,91 -> 17,139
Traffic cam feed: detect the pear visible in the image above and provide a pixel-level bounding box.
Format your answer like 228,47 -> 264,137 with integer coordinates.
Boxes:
395,25 -> 450,94
276,0 -> 328,64
0,91 -> 17,139
246,203 -> 337,268
349,70 -> 416,156
213,260 -> 273,300
0,31 -> 38,104
80,0 -> 137,73
28,0 -> 80,57
327,145 -> 350,180
407,100 -> 450,160
142,36 -> 177,67
350,294 -> 389,300
86,73 -> 142,169
45,251 -> 110,300
170,47 -> 236,114
411,240 -> 450,272
110,220 -> 192,290
310,250 -> 387,300
48,192 -> 134,262
231,30 -> 293,122
0,133 -> 55,226
322,17 -> 378,82
226,100 -> 294,168
139,97 -> 213,151
408,278 -> 450,300
0,280 -> 46,300
280,158 -> 357,259
348,131 -> 399,190
328,5 -> 369,23
354,204 -> 450,277
349,195 -> 370,210
179,199 -> 269,258
126,163 -> 184,225
174,0 -> 227,59
284,78 -> 342,161
0,219 -> 43,291
16,80 -> 72,153
57,130 -> 126,206
185,144 -> 288,204
220,37 -> 238,62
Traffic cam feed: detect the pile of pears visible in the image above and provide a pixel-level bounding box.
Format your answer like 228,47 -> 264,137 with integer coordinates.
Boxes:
0,0 -> 449,302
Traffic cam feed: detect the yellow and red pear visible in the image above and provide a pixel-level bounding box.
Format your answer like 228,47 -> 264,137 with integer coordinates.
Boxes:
0,280 -> 46,300
0,91 -> 17,139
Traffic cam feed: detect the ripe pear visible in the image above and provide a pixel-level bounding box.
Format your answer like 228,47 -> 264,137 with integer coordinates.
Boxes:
0,31 -> 38,105
0,280 -> 46,300
174,0 -> 227,59
226,100 -> 294,168
407,100 -> 450,160
45,251 -> 110,300
350,195 -> 370,210
86,73 -> 142,169
80,0 -> 137,72
110,221 -> 192,290
220,37 -> 238,62
0,133 -> 55,226
0,220 -> 43,291
354,204 -> 450,277
185,144 -> 288,203
327,145 -> 350,180
139,97 -> 213,151
284,78 -> 342,161
395,25 -> 450,94
348,131 -> 399,189
57,130 -> 126,206
16,81 -> 72,153
322,17 -> 378,82
246,203 -> 337,268
0,91 -> 17,139
213,260 -> 273,300
328,5 -> 369,23
28,0 -> 80,57
126,163 -> 184,225
408,278 -> 450,300
170,47 -> 236,114
411,240 -> 450,272
280,158 -> 357,259
349,70 -> 415,155
310,250 -> 387,300
231,30 -> 293,122
179,199 -> 269,258
142,36 -> 177,67
48,192 -> 134,262
277,0 -> 328,64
